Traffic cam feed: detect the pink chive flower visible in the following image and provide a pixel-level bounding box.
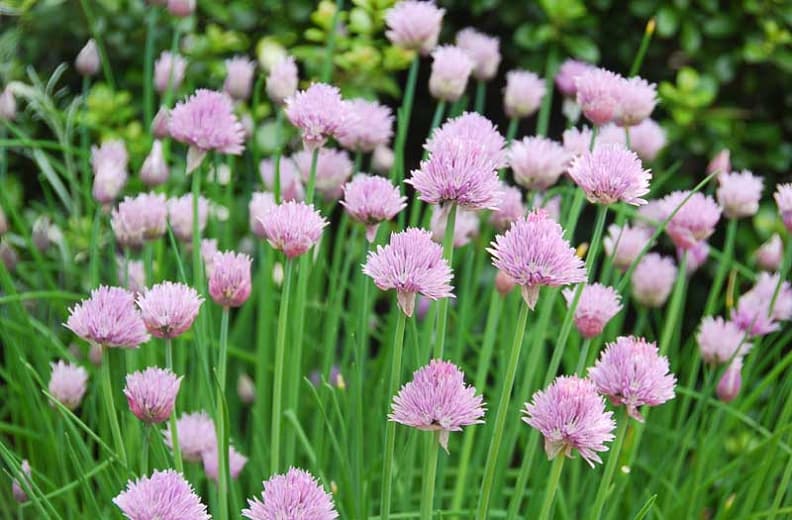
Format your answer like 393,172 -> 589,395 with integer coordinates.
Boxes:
390,359 -> 485,452
337,99 -> 394,153
167,0 -> 195,17
430,206 -> 480,248
114,469 -> 210,520
293,148 -> 353,200
631,253 -> 677,308
603,223 -> 651,271
118,257 -> 146,296
124,367 -> 182,424
455,28 -> 500,81
562,126 -> 596,157
164,411 -> 216,462
774,183 -> 792,232
697,316 -> 752,365
490,183 -> 524,231
167,194 -> 209,243
136,281 -> 203,338
91,140 -> 129,204
575,67 -> 622,126
589,336 -> 676,421
201,238 -> 219,277
151,107 -> 171,139
372,145 -> 395,175
66,286 -> 150,348
717,358 -> 742,403
154,51 -> 187,94
111,193 -> 168,248
384,0 -> 445,55
75,39 -> 100,77
717,170 -> 764,218
0,86 -> 15,121
208,251 -> 252,308
495,270 -> 517,296
731,272 -> 792,336
12,460 -> 31,503
555,59 -> 594,97
426,112 -> 506,161
681,240 -> 710,275
563,283 -> 622,339
660,191 -> 721,250
48,360 -> 89,410
488,210 -> 586,309
223,56 -> 255,100
341,174 -> 406,242
503,69 -> 546,119
615,76 -> 657,126
568,145 -> 651,205
629,119 -> 666,162
249,192 -> 277,237
242,467 -> 338,520
202,446 -> 248,481
169,89 -> 245,172
707,149 -> 731,177
362,228 -> 454,317
508,136 -> 571,191
428,45 -> 474,102
259,157 -> 304,202
259,201 -> 328,258
266,56 -> 299,106
140,140 -> 169,187
756,233 -> 783,272
523,375 -> 615,467
284,83 -> 345,151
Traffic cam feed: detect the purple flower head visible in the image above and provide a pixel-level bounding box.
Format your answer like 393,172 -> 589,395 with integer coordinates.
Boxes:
259,201 -> 328,258
490,183 -> 524,231
681,240 -> 710,275
66,286 -> 149,348
717,170 -> 764,218
164,411 -> 216,462
114,469 -> 210,520
249,192 -> 277,237
242,467 -> 338,520
775,183 -> 792,232
555,59 -> 594,97
488,210 -> 586,309
731,272 -> 792,336
697,316 -> 752,365
503,69 -> 546,119
390,359 -> 485,452
717,358 -> 742,403
426,112 -> 506,164
362,228 -> 454,317
169,89 -> 245,170
224,56 -> 256,100
756,233 -> 783,272
562,126 -> 596,157
167,194 -> 209,243
385,1 -> 444,55
202,445 -> 248,481
341,174 -> 406,241
75,39 -> 100,77
136,281 -> 203,338
284,83 -> 345,151
154,51 -> 187,94
259,157 -> 304,202
293,148 -> 353,201
111,193 -> 168,248
456,27 -> 500,81
117,257 -> 146,296
589,336 -> 676,421
707,149 -> 731,177
11,460 -> 31,503
337,99 -> 394,153
615,76 -> 657,126
428,45 -> 473,102
208,251 -> 252,307
124,367 -> 182,424
372,145 -> 395,175
48,360 -> 89,410
524,375 -> 615,467
661,191 -> 721,250
568,145 -> 651,205
630,119 -> 666,162
575,67 -> 622,126
603,224 -> 651,272
266,56 -> 299,106
167,0 -> 195,17
430,206 -> 480,248
91,140 -> 129,204
140,140 -> 169,187
631,253 -> 677,308
152,107 -> 171,140
563,283 -> 622,339
508,136 -> 571,191
201,238 -> 219,277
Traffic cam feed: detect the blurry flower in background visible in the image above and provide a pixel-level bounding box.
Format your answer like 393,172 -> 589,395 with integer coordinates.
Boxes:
91,140 -> 129,205
563,283 -> 622,339
629,119 -> 667,162
756,233 -> 783,272
293,148 -> 353,201
154,51 -> 187,95
489,183 -> 524,231
508,136 -> 570,191
503,69 -> 546,119
11,459 -> 31,503
384,0 -> 445,55
259,157 -> 304,202
164,411 -> 216,462
0,85 -> 17,121
151,108 -> 171,140
430,206 -> 479,248
167,194 -> 209,243
631,253 -> 677,308
266,56 -> 298,106
75,39 -> 100,77
224,56 -> 256,101
717,358 -> 743,402
249,192 -> 277,237
336,99 -> 394,153
660,191 -> 721,250
202,445 -> 248,481
773,183 -> 792,232
167,0 -> 196,18
696,316 -> 752,364
140,140 -> 170,187
717,170 -> 763,218
428,45 -> 474,102
48,360 -> 89,410
456,27 -> 500,81
603,224 -> 651,272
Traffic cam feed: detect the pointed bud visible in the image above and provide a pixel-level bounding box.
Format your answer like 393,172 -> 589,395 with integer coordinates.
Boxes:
0,86 -> 16,121
717,358 -> 742,403
75,39 -> 100,77
237,373 -> 256,404
151,106 -> 171,139
140,140 -> 169,187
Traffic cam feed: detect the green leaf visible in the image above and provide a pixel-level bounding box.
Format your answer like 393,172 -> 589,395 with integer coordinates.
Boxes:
514,23 -> 553,50
655,6 -> 679,37
562,34 -> 600,62
681,22 -> 702,53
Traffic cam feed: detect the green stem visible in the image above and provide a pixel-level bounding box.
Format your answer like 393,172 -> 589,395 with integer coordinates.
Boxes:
78,0 -> 116,89
574,338 -> 593,376
629,19 -> 656,77
100,347 -> 126,467
659,253 -> 688,356
272,108 -> 284,203
80,76 -> 92,215
380,310 -> 407,520
191,165 -> 204,290
538,456 -> 566,520
305,147 -> 320,204
165,339 -> 183,472
254,243 -> 273,465
140,425 -> 150,476
420,433 -> 441,520
590,411 -> 630,519
143,8 -> 158,130
505,118 -> 519,144
270,259 -> 293,474
703,218 -> 736,315
474,80 -> 486,114
434,204 -> 457,359
354,241 -> 371,506
320,0 -> 344,83
408,100 -> 447,228
391,56 -> 420,187
216,307 -> 230,520
476,303 -> 530,519
535,45 -> 559,137
429,101 -> 447,141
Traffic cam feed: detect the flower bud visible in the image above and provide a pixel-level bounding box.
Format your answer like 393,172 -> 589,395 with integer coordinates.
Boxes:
75,39 -> 100,77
